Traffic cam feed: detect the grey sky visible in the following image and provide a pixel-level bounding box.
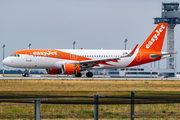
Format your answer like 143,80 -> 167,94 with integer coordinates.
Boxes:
1,0 -> 180,71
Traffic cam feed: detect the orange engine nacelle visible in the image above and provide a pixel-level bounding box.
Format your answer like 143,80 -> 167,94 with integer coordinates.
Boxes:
62,64 -> 80,74
46,69 -> 62,74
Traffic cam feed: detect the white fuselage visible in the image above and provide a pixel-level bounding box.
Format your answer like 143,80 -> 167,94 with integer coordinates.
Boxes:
3,49 -> 136,70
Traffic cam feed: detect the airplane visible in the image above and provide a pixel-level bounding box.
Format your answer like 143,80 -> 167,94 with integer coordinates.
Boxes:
3,23 -> 175,77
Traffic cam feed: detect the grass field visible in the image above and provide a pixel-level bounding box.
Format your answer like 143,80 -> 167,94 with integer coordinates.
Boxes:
1,79 -> 180,119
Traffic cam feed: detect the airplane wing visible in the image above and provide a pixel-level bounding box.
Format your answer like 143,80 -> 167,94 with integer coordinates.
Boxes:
150,52 -> 177,59
66,57 -> 120,64
66,44 -> 138,67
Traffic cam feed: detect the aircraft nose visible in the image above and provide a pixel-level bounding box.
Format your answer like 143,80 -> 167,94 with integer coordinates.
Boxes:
3,58 -> 9,66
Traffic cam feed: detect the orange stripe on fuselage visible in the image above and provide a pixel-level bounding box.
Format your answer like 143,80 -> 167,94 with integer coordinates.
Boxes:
96,61 -> 115,66
12,49 -> 116,66
12,49 -> 91,61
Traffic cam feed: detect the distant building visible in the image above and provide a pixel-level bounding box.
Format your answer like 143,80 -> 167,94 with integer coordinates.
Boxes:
106,67 -> 175,78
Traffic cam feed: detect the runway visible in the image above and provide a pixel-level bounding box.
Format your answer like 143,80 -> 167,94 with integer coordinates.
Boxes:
0,74 -> 180,80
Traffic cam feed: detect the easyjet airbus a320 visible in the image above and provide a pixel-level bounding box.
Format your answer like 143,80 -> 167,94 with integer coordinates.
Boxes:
3,23 -> 175,77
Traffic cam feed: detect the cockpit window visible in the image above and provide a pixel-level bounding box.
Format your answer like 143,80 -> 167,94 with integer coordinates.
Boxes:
10,54 -> 20,57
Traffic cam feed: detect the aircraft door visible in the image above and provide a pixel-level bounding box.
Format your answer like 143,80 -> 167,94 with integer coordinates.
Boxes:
26,51 -> 32,62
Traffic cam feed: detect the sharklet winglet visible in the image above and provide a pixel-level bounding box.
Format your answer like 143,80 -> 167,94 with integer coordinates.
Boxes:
121,44 -> 138,58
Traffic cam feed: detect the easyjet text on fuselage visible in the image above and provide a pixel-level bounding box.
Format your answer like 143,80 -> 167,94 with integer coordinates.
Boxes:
33,51 -> 57,56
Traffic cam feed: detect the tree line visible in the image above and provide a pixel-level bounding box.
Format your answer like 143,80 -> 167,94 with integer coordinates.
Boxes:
0,70 -> 43,74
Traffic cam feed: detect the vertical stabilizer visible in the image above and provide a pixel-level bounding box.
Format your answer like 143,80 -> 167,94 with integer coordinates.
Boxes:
139,23 -> 168,52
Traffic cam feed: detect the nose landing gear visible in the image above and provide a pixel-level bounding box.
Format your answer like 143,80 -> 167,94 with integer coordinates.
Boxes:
22,68 -> 30,77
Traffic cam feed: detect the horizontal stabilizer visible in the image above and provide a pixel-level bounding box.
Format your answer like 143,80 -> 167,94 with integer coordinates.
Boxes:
150,52 -> 177,59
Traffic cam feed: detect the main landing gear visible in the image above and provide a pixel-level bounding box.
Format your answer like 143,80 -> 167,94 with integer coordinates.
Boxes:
75,73 -> 82,77
86,72 -> 93,77
75,72 -> 93,77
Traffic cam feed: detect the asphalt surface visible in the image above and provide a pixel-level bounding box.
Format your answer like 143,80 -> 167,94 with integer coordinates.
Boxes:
0,75 -> 180,80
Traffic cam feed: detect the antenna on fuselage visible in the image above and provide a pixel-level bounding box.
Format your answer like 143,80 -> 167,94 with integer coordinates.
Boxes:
28,43 -> 31,49
124,38 -> 128,50
73,41 -> 76,49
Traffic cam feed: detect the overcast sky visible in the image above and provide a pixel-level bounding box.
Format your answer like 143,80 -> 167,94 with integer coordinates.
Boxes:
1,0 -> 180,71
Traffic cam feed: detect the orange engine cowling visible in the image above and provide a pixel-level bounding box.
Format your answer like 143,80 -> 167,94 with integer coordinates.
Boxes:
46,69 -> 62,74
62,64 -> 80,74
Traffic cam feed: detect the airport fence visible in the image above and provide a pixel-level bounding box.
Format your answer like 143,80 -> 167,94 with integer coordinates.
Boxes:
1,91 -> 180,119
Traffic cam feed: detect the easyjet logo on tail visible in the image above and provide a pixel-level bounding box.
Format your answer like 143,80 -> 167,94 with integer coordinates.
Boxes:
146,25 -> 166,49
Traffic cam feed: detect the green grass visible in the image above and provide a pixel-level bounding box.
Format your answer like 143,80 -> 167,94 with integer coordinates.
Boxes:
0,80 -> 180,119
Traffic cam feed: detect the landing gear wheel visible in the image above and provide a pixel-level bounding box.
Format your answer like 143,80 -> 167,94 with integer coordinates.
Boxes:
22,73 -> 28,77
75,73 -> 82,77
25,73 -> 28,77
86,72 -> 93,77
22,68 -> 30,77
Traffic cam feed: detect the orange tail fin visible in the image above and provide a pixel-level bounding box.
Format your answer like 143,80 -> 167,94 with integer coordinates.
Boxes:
139,23 -> 168,52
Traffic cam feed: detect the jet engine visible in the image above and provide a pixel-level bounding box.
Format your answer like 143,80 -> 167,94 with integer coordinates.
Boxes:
62,64 -> 80,74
